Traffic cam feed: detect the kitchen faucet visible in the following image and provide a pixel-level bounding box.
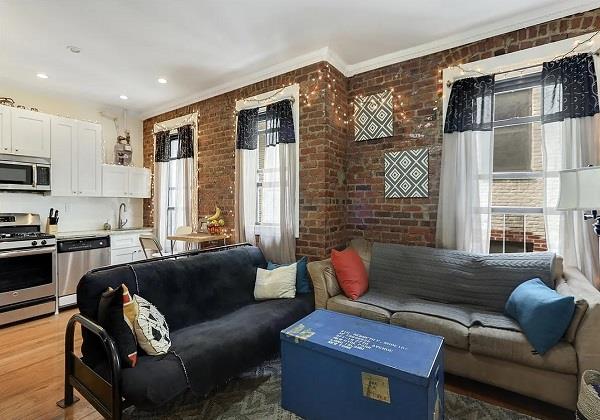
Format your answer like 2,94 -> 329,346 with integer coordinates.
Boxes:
118,202 -> 128,229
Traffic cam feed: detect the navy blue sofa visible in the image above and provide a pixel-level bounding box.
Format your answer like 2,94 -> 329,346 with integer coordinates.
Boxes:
58,244 -> 314,419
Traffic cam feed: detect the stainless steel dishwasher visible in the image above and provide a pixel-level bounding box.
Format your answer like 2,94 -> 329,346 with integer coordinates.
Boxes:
57,236 -> 110,308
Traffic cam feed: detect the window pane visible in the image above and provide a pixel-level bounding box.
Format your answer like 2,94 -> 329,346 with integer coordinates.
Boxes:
493,124 -> 533,172
491,178 -> 544,208
261,186 -> 280,225
167,209 -> 175,237
169,160 -> 178,188
494,87 -> 540,120
489,213 -> 547,253
168,188 -> 177,206
170,138 -> 178,159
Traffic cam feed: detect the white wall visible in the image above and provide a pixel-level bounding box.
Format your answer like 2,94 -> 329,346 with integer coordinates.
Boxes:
0,84 -> 147,232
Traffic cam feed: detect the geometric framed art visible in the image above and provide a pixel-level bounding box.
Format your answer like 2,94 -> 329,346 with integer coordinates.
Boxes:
354,90 -> 394,141
384,148 -> 429,198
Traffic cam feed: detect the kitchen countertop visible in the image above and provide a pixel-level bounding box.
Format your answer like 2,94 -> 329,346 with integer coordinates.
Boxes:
55,227 -> 153,239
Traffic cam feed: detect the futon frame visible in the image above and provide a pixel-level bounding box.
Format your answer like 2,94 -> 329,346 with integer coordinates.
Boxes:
56,242 -> 250,419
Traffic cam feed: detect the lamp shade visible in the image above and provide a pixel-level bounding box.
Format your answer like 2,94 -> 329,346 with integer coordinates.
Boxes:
557,166 -> 600,210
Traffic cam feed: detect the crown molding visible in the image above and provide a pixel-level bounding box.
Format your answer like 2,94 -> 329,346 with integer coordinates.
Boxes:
140,0 -> 600,120
345,0 -> 600,76
139,47 -> 336,120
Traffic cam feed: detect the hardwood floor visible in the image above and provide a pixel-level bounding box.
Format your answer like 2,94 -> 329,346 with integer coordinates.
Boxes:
0,309 -> 574,420
0,309 -> 101,420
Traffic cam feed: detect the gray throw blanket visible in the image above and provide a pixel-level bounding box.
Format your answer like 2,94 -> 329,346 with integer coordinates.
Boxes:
356,243 -> 557,330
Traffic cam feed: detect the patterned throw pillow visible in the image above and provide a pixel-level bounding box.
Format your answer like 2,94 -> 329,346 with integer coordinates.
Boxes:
133,295 -> 171,355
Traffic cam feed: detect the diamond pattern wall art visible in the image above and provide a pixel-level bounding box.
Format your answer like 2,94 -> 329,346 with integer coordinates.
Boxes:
354,90 -> 394,141
384,148 -> 429,198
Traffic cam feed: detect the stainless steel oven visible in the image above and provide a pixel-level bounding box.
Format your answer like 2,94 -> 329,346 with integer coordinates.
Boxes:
0,213 -> 57,326
0,154 -> 51,191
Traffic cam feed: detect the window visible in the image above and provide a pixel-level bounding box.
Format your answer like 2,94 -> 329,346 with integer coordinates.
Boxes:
165,132 -> 181,240
490,73 -> 546,253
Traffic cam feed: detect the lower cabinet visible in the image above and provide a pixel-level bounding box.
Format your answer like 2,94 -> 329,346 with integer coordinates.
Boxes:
109,232 -> 148,264
110,247 -> 145,264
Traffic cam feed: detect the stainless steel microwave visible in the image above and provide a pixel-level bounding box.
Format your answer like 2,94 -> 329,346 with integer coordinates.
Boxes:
0,154 -> 51,191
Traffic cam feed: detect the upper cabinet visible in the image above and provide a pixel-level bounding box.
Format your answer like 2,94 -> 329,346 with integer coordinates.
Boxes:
128,167 -> 151,198
101,165 -> 129,197
76,122 -> 102,196
10,107 -> 51,158
50,117 -> 78,196
102,165 -> 151,198
51,119 -> 102,197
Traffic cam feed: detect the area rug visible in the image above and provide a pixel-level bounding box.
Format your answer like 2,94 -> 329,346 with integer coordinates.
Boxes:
124,359 -> 538,420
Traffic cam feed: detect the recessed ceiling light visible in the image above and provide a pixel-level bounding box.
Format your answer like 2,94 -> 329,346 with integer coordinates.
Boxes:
119,95 -> 128,100
66,45 -> 81,53
36,73 -> 48,79
157,78 -> 167,84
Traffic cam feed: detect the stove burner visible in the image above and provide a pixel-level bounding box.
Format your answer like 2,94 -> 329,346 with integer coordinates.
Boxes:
0,232 -> 55,241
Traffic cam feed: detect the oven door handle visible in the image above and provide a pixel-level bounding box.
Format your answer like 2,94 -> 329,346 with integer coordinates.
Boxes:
0,247 -> 55,259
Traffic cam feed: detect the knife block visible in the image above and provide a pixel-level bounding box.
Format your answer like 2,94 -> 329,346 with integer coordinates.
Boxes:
46,219 -> 58,235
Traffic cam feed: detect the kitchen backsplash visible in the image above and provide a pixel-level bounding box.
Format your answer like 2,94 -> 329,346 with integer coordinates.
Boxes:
0,193 -> 144,232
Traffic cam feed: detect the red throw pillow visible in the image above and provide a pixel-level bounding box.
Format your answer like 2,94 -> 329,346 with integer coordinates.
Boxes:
331,248 -> 368,300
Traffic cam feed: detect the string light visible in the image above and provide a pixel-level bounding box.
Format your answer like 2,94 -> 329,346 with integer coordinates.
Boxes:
448,30 -> 600,82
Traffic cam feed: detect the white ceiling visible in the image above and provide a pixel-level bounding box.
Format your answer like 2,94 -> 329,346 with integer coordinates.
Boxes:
1,0 -> 599,119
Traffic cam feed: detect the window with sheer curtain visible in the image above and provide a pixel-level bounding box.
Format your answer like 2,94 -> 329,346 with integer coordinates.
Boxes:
235,94 -> 299,263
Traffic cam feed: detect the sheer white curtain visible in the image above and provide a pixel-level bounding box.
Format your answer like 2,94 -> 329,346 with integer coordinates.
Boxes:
259,140 -> 297,263
437,131 -> 493,253
542,53 -> 600,284
235,108 -> 259,246
437,76 -> 494,253
235,147 -> 258,244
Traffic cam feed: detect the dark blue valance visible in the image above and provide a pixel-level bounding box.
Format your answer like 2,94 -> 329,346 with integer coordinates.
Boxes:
542,53 -> 600,123
444,75 -> 494,134
265,99 -> 295,147
236,108 -> 259,150
177,125 -> 194,159
154,130 -> 171,162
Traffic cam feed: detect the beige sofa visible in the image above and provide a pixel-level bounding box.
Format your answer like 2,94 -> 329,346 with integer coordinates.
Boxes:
307,239 -> 600,410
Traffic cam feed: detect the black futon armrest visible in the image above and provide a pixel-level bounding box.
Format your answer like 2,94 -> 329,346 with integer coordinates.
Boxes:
57,313 -> 125,420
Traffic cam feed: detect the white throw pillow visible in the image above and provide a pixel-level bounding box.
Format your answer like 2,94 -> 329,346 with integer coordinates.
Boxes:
133,295 -> 171,355
254,263 -> 297,300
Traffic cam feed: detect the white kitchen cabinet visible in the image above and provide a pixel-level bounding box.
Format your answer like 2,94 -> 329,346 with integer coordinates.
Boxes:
76,122 -> 102,196
51,119 -> 102,197
110,231 -> 148,264
102,165 -> 151,198
128,167 -> 151,198
110,248 -> 136,265
50,117 -> 78,196
0,106 -> 11,154
11,107 -> 51,158
102,165 -> 129,197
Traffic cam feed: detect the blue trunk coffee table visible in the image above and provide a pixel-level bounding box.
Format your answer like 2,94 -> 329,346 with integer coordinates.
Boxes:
281,309 -> 444,420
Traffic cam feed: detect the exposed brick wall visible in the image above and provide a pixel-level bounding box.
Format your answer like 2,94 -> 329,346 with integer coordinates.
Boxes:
345,8 -> 600,247
144,8 -> 600,258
